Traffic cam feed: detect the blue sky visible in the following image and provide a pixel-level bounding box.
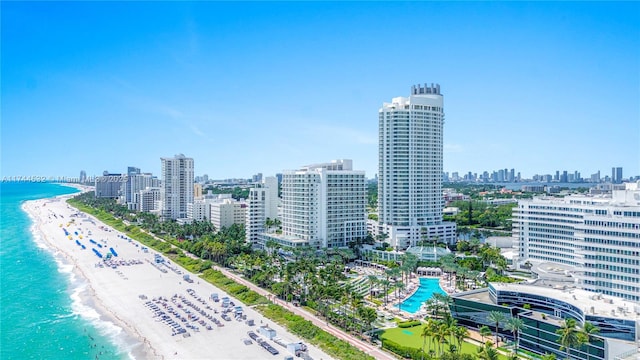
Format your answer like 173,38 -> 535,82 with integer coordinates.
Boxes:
2,2 -> 639,180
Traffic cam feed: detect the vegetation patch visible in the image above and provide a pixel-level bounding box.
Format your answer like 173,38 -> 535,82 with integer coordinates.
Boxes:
398,320 -> 422,328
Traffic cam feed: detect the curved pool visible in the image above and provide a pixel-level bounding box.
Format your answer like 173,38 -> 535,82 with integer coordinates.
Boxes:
396,277 -> 446,313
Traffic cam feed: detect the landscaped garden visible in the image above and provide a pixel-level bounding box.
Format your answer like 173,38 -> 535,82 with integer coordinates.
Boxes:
380,323 -> 510,360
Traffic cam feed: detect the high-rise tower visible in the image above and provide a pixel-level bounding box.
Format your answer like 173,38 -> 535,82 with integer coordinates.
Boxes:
161,154 -> 194,220
378,84 -> 456,249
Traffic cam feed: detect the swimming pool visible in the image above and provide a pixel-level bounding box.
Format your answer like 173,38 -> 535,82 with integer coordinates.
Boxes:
396,278 -> 446,314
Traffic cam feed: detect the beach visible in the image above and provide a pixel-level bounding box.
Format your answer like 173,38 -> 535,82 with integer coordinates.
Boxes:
23,193 -> 334,360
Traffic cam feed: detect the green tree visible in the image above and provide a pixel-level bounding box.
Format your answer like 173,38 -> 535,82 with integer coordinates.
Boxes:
480,325 -> 492,343
487,311 -> 506,347
580,321 -> 600,344
477,342 -> 499,360
556,318 -> 586,360
420,321 -> 433,360
452,325 -> 469,354
505,317 -> 524,350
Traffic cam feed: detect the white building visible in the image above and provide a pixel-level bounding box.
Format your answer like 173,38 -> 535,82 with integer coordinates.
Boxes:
122,172 -> 160,210
139,187 -> 162,213
246,176 -> 279,245
378,84 -> 456,250
160,154 -> 194,220
210,198 -> 247,231
261,159 -> 367,249
514,181 -> 640,302
187,198 -> 210,222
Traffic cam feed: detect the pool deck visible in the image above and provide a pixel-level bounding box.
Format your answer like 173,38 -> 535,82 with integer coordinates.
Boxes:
390,276 -> 454,319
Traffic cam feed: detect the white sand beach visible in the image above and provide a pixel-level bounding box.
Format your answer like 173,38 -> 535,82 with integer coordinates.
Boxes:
23,193 -> 334,360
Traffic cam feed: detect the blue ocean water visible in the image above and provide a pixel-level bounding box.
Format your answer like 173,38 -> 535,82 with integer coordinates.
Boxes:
396,277 -> 446,313
0,182 -> 127,359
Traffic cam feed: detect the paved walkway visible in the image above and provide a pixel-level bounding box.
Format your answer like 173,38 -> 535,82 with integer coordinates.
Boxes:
214,266 -> 398,360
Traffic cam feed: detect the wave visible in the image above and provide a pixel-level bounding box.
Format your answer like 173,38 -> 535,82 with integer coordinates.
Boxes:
26,210 -> 137,359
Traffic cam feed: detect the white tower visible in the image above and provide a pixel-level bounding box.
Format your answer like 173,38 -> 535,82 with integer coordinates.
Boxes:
378,84 -> 456,249
160,154 -> 194,220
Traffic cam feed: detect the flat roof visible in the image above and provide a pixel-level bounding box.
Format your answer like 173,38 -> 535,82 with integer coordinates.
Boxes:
491,283 -> 640,321
456,289 -> 492,304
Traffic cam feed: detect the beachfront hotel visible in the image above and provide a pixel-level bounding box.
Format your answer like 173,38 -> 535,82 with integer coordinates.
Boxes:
450,283 -> 640,360
259,159 -> 366,249
246,176 -> 279,246
160,154 -> 194,220
513,181 -> 640,302
377,84 -> 456,250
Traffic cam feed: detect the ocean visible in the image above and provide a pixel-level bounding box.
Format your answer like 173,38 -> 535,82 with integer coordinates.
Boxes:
0,182 -> 129,359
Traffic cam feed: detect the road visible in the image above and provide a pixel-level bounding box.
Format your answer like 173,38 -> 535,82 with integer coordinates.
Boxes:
214,266 -> 398,360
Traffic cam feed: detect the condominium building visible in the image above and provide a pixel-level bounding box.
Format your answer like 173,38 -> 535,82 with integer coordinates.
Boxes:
121,172 -> 160,210
260,159 -> 367,249
378,84 -> 456,250
209,198 -> 247,230
514,181 -> 640,302
95,172 -> 125,198
246,176 -> 279,245
139,187 -> 162,213
160,154 -> 194,220
122,167 -> 141,204
187,198 -> 210,222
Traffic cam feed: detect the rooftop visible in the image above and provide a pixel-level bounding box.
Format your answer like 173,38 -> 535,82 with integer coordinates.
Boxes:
491,283 -> 640,321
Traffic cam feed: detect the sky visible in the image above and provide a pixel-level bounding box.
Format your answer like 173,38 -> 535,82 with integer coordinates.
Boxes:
2,2 -> 639,181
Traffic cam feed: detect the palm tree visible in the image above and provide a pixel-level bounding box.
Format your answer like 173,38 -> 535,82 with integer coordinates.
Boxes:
477,342 -> 500,360
580,321 -> 599,344
433,322 -> 450,357
424,319 -> 439,357
421,322 -> 432,360
367,275 -> 378,301
541,353 -> 557,360
452,325 -> 469,354
357,306 -> 378,337
395,281 -> 406,308
556,318 -> 585,360
480,325 -> 492,343
431,292 -> 452,318
487,311 -> 505,347
505,317 -> 525,350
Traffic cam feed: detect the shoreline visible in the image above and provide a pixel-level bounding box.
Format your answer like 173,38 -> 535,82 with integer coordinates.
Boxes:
25,201 -> 154,359
22,193 -> 334,360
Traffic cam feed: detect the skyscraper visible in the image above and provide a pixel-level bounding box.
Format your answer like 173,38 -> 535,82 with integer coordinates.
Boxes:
378,84 -> 456,250
612,167 -> 623,184
160,154 -> 194,220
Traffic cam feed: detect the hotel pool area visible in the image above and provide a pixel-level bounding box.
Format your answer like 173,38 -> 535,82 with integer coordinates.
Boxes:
396,278 -> 446,313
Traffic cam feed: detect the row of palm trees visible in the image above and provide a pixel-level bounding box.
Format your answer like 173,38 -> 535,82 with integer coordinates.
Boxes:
420,315 -> 470,359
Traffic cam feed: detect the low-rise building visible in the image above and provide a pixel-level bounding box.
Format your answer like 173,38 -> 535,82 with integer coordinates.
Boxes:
450,283 -> 639,360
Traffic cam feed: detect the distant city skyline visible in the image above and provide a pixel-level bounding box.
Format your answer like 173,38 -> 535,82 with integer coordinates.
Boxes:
2,2 -> 638,180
